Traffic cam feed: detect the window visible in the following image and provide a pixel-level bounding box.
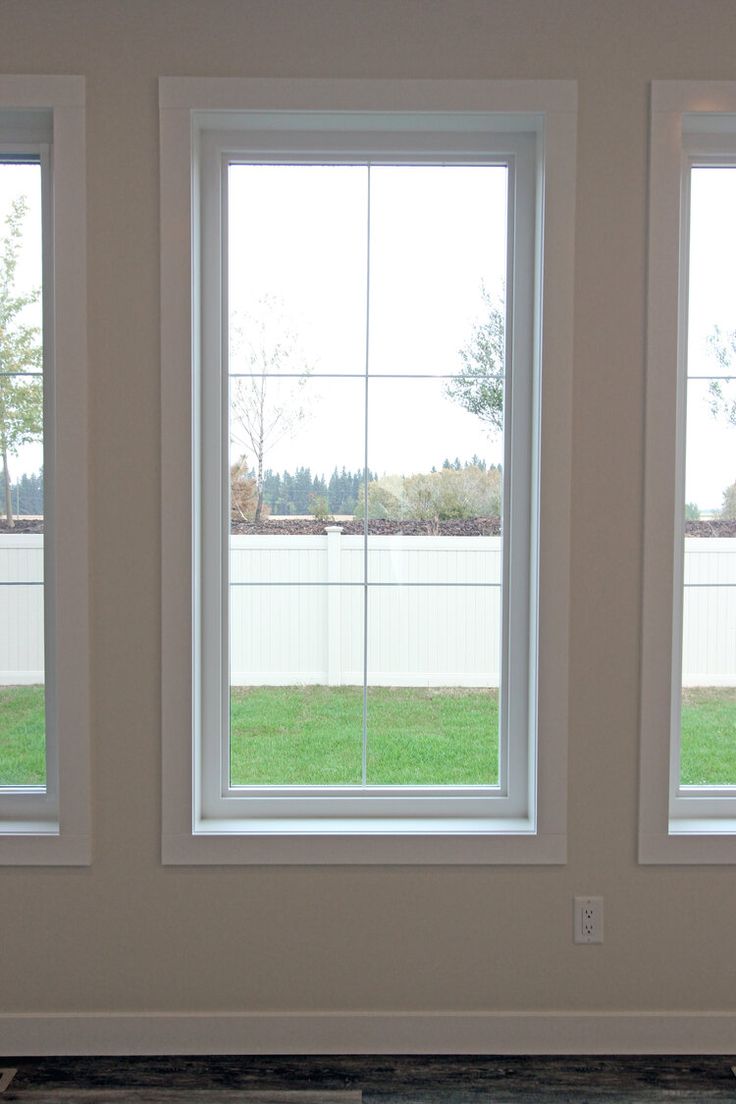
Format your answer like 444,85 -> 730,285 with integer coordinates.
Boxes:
161,79 -> 575,863
641,82 -> 736,862
0,77 -> 89,864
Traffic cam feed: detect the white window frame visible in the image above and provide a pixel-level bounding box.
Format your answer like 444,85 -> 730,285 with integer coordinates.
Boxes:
0,77 -> 89,865
641,81 -> 736,863
161,78 -> 576,865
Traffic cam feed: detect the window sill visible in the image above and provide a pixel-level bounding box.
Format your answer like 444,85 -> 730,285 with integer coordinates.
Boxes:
163,818 -> 566,864
0,825 -> 90,865
639,824 -> 736,864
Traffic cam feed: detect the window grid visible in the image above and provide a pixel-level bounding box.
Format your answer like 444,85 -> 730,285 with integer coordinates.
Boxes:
674,156 -> 736,798
0,154 -> 46,794
224,159 -> 510,794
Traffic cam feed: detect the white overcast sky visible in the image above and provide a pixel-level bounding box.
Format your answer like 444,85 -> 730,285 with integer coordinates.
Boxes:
2,160 -> 736,510
227,164 -> 508,479
687,167 -> 736,511
0,162 -> 43,482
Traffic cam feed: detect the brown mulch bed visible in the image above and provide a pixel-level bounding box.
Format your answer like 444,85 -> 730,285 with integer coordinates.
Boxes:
231,516 -> 502,536
685,519 -> 736,538
0,518 -> 44,534
4,516 -> 735,538
2,516 -> 501,536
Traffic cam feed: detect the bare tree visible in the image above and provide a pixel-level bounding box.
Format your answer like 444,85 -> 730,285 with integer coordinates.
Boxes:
229,302 -> 312,521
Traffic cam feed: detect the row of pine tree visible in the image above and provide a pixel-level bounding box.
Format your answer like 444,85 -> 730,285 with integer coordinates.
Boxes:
259,458 -> 499,516
0,470 -> 43,517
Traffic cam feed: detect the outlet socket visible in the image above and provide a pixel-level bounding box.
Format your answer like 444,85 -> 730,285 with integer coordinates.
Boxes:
574,896 -> 603,944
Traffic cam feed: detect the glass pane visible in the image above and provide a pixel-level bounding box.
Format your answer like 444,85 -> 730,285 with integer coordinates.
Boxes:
368,165 -> 507,376
681,168 -> 736,785
225,159 -> 509,791
228,375 -> 365,541
228,164 -> 368,376
0,161 -> 45,788
365,377 -> 502,583
229,584 -> 364,785
365,585 -> 499,785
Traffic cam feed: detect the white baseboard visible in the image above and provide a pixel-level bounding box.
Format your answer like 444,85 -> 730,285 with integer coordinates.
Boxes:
1,1011 -> 735,1056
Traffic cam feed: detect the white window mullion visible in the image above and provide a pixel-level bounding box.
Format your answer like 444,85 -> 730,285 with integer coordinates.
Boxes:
204,131 -> 533,824
198,132 -> 227,820
39,140 -> 58,813
361,165 -> 371,788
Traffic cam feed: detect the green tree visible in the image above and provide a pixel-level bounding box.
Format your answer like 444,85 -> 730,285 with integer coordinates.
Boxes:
705,328 -> 736,522
707,326 -> 736,426
720,481 -> 736,520
355,463 -> 501,521
309,493 -> 332,521
685,501 -> 701,521
444,285 -> 504,436
354,476 -> 402,520
0,196 -> 42,527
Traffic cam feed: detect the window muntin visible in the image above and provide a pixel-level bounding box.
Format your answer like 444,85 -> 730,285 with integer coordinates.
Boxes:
0,140 -> 54,827
226,161 -> 506,792
198,124 -> 535,824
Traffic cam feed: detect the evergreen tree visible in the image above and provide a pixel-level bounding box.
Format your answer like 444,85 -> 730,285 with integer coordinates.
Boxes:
0,467 -> 42,517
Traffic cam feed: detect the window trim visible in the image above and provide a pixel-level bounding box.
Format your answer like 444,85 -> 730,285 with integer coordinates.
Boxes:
160,78 -> 576,864
0,77 -> 89,865
640,81 -> 736,864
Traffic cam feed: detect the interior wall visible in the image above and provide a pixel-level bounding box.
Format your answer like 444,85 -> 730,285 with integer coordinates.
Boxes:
0,0 -> 734,1023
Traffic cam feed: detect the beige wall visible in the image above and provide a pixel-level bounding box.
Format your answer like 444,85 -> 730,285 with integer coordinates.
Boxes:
0,0 -> 734,1022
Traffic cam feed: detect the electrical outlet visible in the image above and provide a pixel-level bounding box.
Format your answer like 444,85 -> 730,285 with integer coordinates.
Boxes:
574,896 -> 603,944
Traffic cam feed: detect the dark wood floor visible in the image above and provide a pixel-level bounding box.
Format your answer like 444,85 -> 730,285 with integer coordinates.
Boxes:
2,1056 -> 736,1103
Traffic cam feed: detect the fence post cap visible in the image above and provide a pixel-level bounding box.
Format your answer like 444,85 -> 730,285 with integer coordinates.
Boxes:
324,525 -> 344,533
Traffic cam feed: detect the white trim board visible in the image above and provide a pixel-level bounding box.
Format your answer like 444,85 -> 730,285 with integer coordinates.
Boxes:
1,1011 -> 735,1056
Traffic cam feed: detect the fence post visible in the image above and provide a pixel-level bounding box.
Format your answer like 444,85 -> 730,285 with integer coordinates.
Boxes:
325,525 -> 343,685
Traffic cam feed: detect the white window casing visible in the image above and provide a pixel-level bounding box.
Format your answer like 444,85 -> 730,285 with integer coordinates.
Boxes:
0,77 -> 89,864
160,79 -> 576,864
641,82 -> 736,863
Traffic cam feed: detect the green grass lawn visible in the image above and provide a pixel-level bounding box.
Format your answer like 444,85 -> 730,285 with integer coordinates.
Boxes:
680,687 -> 736,785
231,686 -> 499,785
2,684 -> 736,788
0,684 -> 45,786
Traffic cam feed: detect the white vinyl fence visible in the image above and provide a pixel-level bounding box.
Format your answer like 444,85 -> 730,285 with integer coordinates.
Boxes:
682,537 -> 736,686
230,528 -> 502,687
0,534 -> 44,683
2,531 -> 735,687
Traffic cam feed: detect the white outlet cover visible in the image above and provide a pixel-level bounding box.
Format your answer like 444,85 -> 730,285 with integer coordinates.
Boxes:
574,895 -> 604,944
